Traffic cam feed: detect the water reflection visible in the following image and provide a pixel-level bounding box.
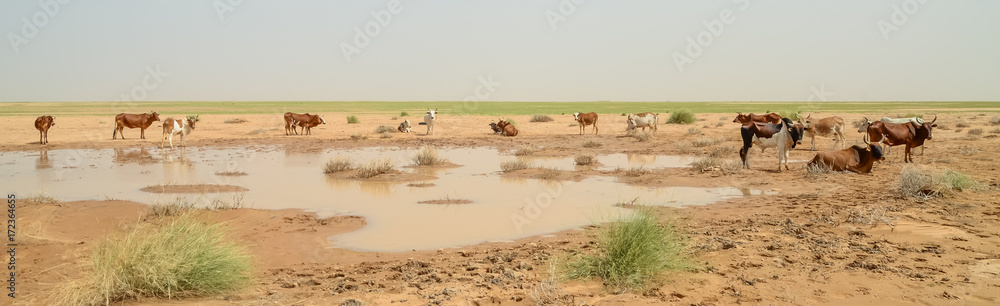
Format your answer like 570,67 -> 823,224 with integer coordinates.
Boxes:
36,148 -> 50,169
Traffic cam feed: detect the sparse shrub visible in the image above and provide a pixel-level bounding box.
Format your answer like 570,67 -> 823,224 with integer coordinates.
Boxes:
708,146 -> 733,158
568,123 -> 578,127
224,118 -> 247,124
989,116 -> 1000,126
20,194 -> 58,205
691,137 -> 723,147
666,110 -> 696,124
412,146 -> 449,166
991,128 -> 1000,134
530,115 -> 554,122
350,133 -> 368,140
500,160 -> 531,172
209,193 -> 247,210
324,157 -> 355,173
897,166 -> 936,199
575,154 -> 596,165
539,168 -> 561,180
346,115 -> 360,124
567,209 -> 686,290
968,128 -> 983,135
249,128 -> 279,135
715,122 -> 724,127
937,124 -> 951,130
380,132 -> 392,139
955,122 -> 970,128
846,205 -> 896,228
214,171 -> 247,176
375,125 -> 395,133
687,127 -> 701,136
624,166 -> 649,177
690,157 -> 740,174
53,215 -> 252,305
938,169 -> 985,191
805,163 -> 834,178
147,198 -> 195,218
514,145 -> 535,156
633,131 -> 652,142
400,111 -> 409,117
582,140 -> 602,148
353,158 -> 395,178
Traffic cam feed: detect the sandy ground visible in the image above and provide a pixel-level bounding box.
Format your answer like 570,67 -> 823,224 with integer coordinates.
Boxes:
6,111 -> 1000,305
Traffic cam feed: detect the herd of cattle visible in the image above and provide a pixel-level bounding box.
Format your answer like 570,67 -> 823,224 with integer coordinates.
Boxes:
30,109 -> 939,174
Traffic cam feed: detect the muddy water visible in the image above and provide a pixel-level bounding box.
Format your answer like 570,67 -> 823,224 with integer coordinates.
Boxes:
1,147 -> 767,252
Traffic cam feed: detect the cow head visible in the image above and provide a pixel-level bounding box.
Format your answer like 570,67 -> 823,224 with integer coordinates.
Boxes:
783,118 -> 804,148
573,112 -> 580,121
151,112 -> 161,122
320,116 -> 327,124
857,117 -> 872,134
733,112 -> 749,123
49,116 -> 55,126
801,114 -> 813,131
426,109 -> 437,120
869,144 -> 885,161
186,115 -> 200,129
920,116 -> 937,140
625,114 -> 636,131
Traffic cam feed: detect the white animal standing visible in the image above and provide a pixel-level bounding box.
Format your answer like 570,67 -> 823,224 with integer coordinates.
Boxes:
423,109 -> 437,135
160,115 -> 199,150
625,112 -> 658,134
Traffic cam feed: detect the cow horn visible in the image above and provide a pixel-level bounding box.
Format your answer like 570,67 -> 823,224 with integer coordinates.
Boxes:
931,115 -> 937,124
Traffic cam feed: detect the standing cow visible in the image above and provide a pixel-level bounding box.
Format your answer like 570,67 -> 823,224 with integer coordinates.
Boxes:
161,115 -> 199,150
733,112 -> 782,124
424,109 -> 437,135
573,112 -> 599,135
113,112 -> 160,139
626,112 -> 657,134
284,112 -> 326,135
739,118 -> 803,171
859,116 -> 936,163
800,114 -> 846,151
34,115 -> 54,144
808,144 -> 884,174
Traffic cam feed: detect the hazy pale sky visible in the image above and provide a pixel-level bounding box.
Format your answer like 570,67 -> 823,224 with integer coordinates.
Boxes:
1,1 -> 998,102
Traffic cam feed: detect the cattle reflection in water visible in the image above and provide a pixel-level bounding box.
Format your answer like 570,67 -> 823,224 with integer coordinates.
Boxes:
113,147 -> 154,164
36,148 -> 51,169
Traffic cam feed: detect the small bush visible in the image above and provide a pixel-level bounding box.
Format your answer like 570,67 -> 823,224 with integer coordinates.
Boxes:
346,115 -> 360,124
147,198 -> 195,218
350,133 -> 368,140
687,127 -> 701,136
582,140 -> 602,148
968,128 -> 983,135
805,163 -> 834,178
209,193 -> 247,210
624,166 -> 649,177
938,169 -> 985,191
514,145 -> 535,156
690,157 -> 740,174
20,194 -> 59,205
991,128 -> 1000,134
666,110 -> 696,124
708,146 -> 733,158
539,168 -> 561,180
989,116 -> 1000,126
380,132 -> 392,139
575,154 -> 596,165
224,118 -> 247,124
691,137 -> 723,147
897,166 -> 936,198
530,115 -> 554,122
567,209 -> 686,290
53,215 -> 252,305
633,131 -> 652,142
955,122 -> 970,128
937,124 -> 951,130
500,160 -> 531,172
412,146 -> 449,166
375,125 -> 395,133
400,111 -> 409,117
324,157 -> 355,173
353,158 -> 395,178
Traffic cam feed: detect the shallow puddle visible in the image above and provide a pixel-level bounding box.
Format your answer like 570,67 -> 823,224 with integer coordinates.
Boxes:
2,146 -> 768,252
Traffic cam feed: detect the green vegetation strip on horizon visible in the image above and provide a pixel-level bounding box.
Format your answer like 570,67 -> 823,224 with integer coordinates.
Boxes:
0,101 -> 997,116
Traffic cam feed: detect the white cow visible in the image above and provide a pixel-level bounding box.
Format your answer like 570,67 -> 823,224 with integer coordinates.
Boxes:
626,112 -> 658,134
424,109 -> 437,135
739,118 -> 804,171
160,115 -> 199,150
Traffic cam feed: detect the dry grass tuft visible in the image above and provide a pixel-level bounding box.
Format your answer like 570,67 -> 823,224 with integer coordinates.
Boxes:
574,154 -> 596,165
514,145 -> 535,156
352,158 -> 395,178
690,157 -> 740,174
323,157 -> 355,173
582,140 -> 602,148
530,114 -> 554,122
375,125 -> 395,134
223,118 -> 247,124
411,146 -> 449,166
632,131 -> 652,142
500,159 -> 532,172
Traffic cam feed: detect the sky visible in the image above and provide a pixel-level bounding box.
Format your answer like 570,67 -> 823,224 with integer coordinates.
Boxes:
1,0 -> 998,102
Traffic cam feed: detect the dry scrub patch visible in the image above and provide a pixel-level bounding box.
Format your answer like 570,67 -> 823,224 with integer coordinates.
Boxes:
140,184 -> 249,194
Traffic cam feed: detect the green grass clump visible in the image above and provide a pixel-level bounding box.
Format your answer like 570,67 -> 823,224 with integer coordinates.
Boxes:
411,146 -> 449,166
346,115 -> 360,124
778,110 -> 801,121
665,110 -> 696,124
567,209 -> 686,290
53,215 -> 252,305
530,115 -> 554,122
938,169 -> 985,191
400,111 -> 409,117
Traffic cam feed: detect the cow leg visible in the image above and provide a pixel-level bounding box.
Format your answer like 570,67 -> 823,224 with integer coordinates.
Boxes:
904,145 -> 912,163
140,128 -> 146,139
810,133 -> 817,151
594,121 -> 598,135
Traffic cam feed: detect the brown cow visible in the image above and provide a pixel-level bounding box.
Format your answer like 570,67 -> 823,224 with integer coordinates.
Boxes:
497,119 -> 518,136
284,112 -> 326,135
573,112 -> 598,135
113,112 -> 160,139
733,112 -> 781,124
800,114 -> 846,151
859,116 -> 937,163
808,144 -> 884,174
34,115 -> 54,144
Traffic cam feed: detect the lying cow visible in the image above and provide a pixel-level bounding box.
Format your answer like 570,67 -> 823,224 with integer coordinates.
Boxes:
489,122 -> 502,134
113,111 -> 160,139
34,115 -> 54,144
160,115 -> 199,150
284,112 -> 326,135
858,116 -> 936,163
808,144 -> 885,174
626,112 -> 657,134
739,118 -> 803,171
801,114 -> 846,151
733,112 -> 781,124
573,112 -> 599,135
497,119 -> 518,136
398,119 -> 412,133
424,109 -> 437,135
